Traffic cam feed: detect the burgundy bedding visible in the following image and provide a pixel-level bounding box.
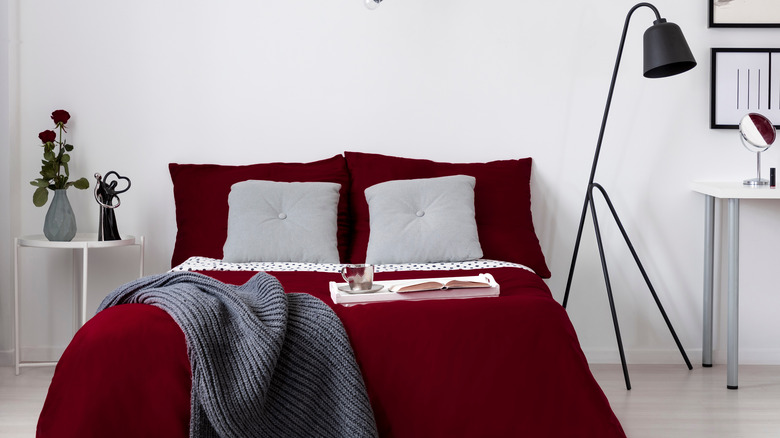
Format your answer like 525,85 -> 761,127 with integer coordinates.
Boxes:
168,155 -> 352,266
168,152 -> 551,277
344,152 -> 550,277
38,266 -> 625,437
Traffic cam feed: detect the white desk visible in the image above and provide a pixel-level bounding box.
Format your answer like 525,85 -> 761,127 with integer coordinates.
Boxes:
13,233 -> 144,375
690,182 -> 780,389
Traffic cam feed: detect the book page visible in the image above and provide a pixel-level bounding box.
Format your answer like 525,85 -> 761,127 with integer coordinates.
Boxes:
443,280 -> 490,289
391,279 -> 491,293
390,281 -> 445,293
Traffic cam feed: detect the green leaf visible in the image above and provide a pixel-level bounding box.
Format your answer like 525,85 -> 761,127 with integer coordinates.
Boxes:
43,151 -> 55,161
61,153 -> 70,163
63,161 -> 70,177
70,177 -> 90,190
41,167 -> 57,180
30,179 -> 49,188
64,144 -> 74,151
32,187 -> 48,207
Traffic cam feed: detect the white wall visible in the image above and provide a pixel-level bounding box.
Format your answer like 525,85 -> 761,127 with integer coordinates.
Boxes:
4,0 -> 780,365
1,0 -> 13,364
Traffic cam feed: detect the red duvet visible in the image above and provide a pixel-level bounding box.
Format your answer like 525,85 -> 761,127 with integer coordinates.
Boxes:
38,266 -> 625,437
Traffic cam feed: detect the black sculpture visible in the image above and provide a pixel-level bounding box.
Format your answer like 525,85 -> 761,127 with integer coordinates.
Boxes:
94,171 -> 131,241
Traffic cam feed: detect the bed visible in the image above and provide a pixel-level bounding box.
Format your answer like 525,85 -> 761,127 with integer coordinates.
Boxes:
36,152 -> 625,437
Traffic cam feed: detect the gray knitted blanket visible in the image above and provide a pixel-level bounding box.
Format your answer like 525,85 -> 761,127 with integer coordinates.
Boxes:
97,271 -> 377,438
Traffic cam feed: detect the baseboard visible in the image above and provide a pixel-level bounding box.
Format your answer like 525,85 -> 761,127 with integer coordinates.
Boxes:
582,347 -> 780,365
0,350 -> 11,367
0,346 -> 65,367
583,348 -> 694,365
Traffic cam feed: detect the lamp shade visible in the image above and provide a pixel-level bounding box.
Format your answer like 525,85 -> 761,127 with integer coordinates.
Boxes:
642,19 -> 696,78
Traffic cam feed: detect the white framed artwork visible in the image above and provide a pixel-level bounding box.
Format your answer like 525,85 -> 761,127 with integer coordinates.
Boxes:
711,48 -> 780,129
710,0 -> 780,27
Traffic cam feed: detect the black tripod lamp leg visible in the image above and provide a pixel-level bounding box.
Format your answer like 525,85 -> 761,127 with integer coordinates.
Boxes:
589,194 -> 631,390
592,184 -> 693,371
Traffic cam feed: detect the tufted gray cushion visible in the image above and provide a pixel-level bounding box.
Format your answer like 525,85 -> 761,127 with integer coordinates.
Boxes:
364,175 -> 483,264
222,180 -> 341,263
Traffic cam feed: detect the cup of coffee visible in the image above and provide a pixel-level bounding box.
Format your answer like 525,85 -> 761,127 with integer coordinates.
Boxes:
341,264 -> 374,292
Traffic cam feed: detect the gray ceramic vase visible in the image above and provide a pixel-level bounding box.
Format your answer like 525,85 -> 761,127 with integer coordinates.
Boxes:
44,189 -> 77,241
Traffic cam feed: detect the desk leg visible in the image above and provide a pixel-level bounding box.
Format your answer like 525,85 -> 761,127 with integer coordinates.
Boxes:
81,246 -> 89,327
14,238 -> 21,376
727,198 -> 739,389
703,195 -> 715,367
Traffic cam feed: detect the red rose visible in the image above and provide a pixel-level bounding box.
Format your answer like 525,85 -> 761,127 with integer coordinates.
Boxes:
38,130 -> 56,143
51,109 -> 70,126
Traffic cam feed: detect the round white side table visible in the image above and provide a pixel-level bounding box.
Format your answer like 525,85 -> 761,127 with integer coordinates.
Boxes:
13,233 -> 144,375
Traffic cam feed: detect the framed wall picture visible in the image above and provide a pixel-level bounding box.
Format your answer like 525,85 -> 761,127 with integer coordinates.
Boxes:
709,1 -> 780,27
711,48 -> 780,129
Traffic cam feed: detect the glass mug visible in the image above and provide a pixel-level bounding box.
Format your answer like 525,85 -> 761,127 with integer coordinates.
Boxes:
341,264 -> 374,292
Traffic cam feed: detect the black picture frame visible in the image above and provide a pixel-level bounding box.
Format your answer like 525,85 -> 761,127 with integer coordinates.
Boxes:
709,1 -> 780,28
711,48 -> 780,129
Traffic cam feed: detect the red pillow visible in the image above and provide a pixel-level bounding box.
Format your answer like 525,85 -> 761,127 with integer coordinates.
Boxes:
344,151 -> 550,278
169,155 -> 350,267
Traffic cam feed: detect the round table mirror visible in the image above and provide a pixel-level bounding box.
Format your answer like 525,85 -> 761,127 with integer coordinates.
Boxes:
740,113 -> 776,186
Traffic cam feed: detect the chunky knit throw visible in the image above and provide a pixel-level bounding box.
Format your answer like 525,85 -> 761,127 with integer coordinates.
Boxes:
97,271 -> 378,438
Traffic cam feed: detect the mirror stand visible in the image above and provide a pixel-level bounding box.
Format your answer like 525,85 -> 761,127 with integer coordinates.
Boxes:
744,151 -> 770,186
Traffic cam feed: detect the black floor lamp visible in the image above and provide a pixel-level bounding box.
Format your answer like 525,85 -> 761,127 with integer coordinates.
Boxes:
562,2 -> 696,390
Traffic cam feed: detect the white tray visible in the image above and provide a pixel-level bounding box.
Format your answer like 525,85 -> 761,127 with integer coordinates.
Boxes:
329,273 -> 499,306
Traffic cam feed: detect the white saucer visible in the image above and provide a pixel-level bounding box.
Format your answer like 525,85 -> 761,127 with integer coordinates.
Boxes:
337,283 -> 384,294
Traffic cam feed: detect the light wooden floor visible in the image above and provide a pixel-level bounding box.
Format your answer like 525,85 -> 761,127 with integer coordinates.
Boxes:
1,364 -> 779,437
591,364 -> 780,438
0,366 -> 54,438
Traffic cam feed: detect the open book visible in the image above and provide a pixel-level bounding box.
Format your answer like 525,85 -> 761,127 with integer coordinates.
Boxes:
389,278 -> 491,293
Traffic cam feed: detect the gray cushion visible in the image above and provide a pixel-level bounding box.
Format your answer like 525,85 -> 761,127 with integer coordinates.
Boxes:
364,175 -> 483,264
222,180 -> 341,263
